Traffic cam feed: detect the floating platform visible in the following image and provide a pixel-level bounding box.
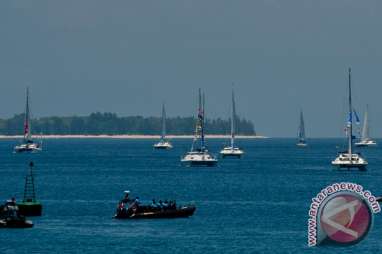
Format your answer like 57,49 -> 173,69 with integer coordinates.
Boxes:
17,201 -> 42,217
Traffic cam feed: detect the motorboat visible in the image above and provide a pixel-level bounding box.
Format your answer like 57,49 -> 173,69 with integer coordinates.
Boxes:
0,199 -> 33,228
114,191 -> 195,219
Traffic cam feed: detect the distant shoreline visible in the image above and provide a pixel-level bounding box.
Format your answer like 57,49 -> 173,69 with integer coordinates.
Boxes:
0,135 -> 268,139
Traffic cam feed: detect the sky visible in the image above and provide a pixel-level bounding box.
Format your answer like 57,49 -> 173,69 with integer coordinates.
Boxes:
0,0 -> 381,137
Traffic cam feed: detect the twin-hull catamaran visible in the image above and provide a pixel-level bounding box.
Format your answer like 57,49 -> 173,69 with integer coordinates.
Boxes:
14,88 -> 42,153
332,68 -> 367,170
296,110 -> 307,147
220,89 -> 244,157
181,89 -> 218,167
355,105 -> 377,147
153,103 -> 173,149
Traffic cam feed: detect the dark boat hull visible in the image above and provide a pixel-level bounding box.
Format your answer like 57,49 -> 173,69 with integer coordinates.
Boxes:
154,146 -> 171,150
17,202 -> 42,216
115,206 -> 196,219
222,154 -> 242,158
15,148 -> 35,153
14,147 -> 40,153
183,161 -> 217,167
0,219 -> 33,228
335,165 -> 367,171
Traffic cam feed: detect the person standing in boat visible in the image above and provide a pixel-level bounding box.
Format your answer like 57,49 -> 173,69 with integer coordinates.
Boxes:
121,190 -> 132,204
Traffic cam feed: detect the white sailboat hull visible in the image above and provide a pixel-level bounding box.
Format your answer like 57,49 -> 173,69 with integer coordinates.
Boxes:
331,153 -> 368,170
296,142 -> 307,147
153,141 -> 173,149
181,151 -> 218,167
355,140 -> 377,147
220,147 -> 244,157
14,143 -> 41,153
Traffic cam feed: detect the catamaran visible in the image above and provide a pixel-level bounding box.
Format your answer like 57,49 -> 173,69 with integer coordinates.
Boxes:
14,88 -> 42,153
220,89 -> 244,157
332,68 -> 367,170
296,110 -> 307,147
355,105 -> 377,147
181,89 -> 218,167
153,103 -> 173,149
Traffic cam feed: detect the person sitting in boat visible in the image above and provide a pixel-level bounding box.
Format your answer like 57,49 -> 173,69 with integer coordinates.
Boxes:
2,198 -> 20,219
169,200 -> 176,209
128,197 -> 140,209
151,199 -> 158,208
163,200 -> 169,209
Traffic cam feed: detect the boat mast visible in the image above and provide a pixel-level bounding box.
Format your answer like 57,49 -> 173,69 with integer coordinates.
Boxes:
161,102 -> 166,141
348,68 -> 353,157
201,91 -> 205,151
191,89 -> 202,152
231,88 -> 236,148
361,105 -> 369,141
299,110 -> 305,142
24,87 -> 31,142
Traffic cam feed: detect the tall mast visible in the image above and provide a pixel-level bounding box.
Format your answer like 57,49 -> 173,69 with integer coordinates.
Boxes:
191,88 -> 203,152
348,68 -> 353,156
201,91 -> 205,150
361,104 -> 369,141
24,87 -> 31,141
299,110 -> 305,142
231,88 -> 236,148
161,102 -> 166,140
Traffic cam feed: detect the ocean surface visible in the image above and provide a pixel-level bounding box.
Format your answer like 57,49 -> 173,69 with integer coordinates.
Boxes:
1,138 -> 382,254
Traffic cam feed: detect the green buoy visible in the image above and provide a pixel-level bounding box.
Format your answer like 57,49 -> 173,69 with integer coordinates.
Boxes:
17,162 -> 42,216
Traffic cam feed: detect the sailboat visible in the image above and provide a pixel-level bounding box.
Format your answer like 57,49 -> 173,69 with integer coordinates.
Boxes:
14,88 -> 42,153
17,162 -> 43,216
355,105 -> 377,147
181,89 -> 218,167
296,110 -> 307,147
220,89 -> 244,157
332,68 -> 367,170
153,103 -> 173,149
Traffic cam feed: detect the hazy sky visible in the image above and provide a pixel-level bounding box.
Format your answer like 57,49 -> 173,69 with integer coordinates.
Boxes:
0,0 -> 381,137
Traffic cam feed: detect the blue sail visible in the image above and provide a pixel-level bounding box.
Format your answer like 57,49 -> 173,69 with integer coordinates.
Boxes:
353,109 -> 360,125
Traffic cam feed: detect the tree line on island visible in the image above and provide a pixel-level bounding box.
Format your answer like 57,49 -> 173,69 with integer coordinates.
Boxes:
0,112 -> 256,136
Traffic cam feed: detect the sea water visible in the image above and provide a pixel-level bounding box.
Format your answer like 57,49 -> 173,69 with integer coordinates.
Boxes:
0,138 -> 382,253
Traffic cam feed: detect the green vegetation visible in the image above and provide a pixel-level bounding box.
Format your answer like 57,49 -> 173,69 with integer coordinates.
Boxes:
0,112 -> 256,135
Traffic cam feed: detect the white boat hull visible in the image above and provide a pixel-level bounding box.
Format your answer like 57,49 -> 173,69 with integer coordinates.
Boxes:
355,140 -> 377,147
153,141 -> 173,149
14,143 -> 41,153
181,152 -> 218,167
220,147 -> 244,158
331,153 -> 367,170
296,142 -> 308,147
